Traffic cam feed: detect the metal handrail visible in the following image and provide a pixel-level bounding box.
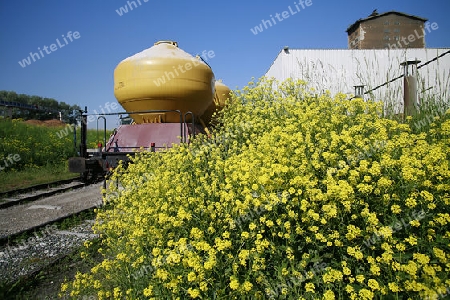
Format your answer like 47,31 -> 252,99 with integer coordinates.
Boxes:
86,109 -> 182,117
97,116 -> 107,150
90,109 -> 189,152
183,111 -> 195,143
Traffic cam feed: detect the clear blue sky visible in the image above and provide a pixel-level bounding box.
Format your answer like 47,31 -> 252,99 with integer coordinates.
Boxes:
1,0 -> 449,127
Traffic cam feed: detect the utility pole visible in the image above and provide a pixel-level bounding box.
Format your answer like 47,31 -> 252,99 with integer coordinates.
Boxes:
400,60 -> 420,116
354,85 -> 365,100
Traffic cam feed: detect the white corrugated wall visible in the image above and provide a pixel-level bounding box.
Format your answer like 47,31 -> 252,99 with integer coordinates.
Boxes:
265,48 -> 450,112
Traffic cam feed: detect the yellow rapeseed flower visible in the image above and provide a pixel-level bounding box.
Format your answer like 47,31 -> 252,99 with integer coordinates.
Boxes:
187,288 -> 200,298
305,282 -> 315,293
229,277 -> 239,290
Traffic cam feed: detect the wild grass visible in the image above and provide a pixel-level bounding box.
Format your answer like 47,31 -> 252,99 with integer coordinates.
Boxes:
0,119 -> 110,192
0,119 -> 72,170
0,163 -> 76,193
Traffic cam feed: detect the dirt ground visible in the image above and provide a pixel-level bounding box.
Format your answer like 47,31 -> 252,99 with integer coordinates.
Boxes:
24,119 -> 66,127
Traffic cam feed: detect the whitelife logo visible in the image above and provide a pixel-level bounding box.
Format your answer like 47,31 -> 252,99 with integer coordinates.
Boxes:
115,0 -> 150,16
152,50 -> 215,87
0,154 -> 20,171
250,0 -> 313,35
56,101 -> 120,139
18,31 -> 81,68
387,21 -> 439,49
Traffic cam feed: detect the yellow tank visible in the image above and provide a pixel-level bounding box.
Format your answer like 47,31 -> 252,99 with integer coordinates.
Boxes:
114,41 -> 215,123
201,80 -> 232,124
215,80 -> 232,107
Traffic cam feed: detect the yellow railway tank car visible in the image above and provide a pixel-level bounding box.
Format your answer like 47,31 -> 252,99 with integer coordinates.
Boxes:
70,41 -> 230,182
114,41 -> 215,123
202,80 -> 232,124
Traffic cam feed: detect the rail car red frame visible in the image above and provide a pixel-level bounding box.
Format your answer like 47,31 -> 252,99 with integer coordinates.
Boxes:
68,107 -> 204,182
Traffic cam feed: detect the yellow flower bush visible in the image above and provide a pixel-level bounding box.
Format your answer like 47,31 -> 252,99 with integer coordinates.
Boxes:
63,78 -> 450,299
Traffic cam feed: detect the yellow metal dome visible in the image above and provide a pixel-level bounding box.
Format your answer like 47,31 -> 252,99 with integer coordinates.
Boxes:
201,80 -> 232,124
114,41 -> 215,123
214,80 -> 232,107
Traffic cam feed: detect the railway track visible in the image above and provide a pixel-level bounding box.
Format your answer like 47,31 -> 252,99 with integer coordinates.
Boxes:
0,177 -> 87,209
0,180 -> 104,289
